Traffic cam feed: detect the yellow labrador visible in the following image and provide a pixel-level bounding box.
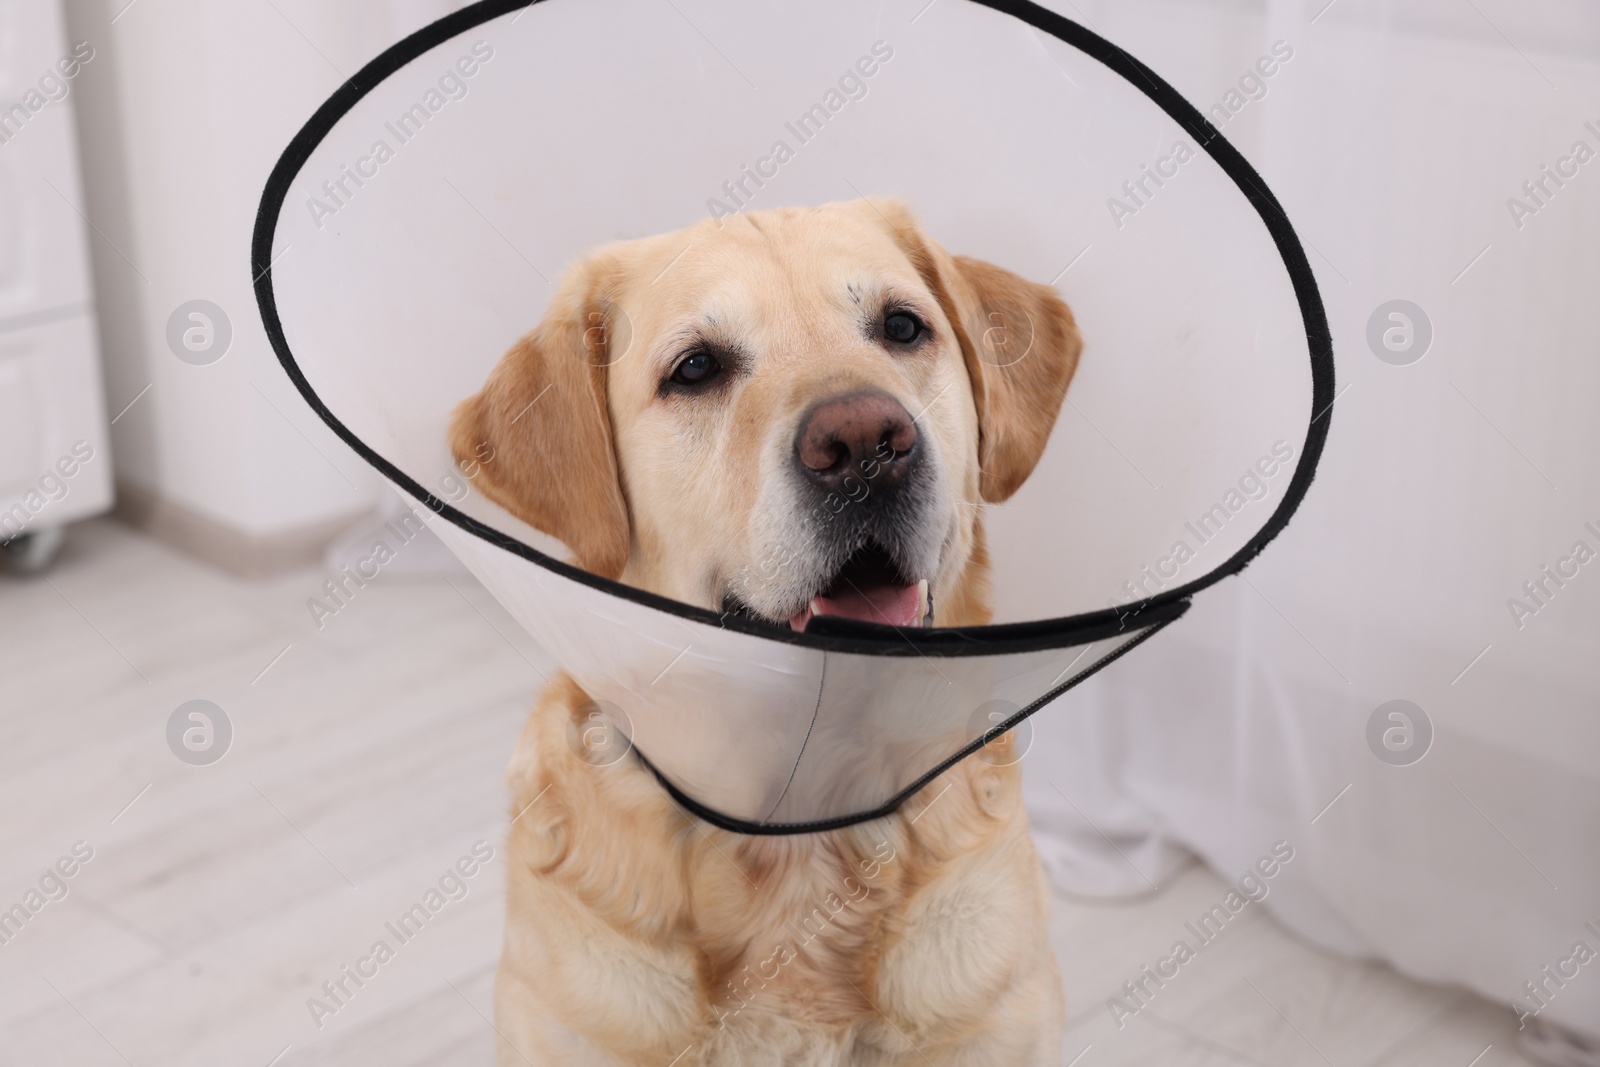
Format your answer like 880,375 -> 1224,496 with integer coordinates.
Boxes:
452,199 -> 1080,1065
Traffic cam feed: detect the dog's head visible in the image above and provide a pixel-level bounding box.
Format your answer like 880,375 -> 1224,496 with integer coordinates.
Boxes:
451,200 -> 1080,631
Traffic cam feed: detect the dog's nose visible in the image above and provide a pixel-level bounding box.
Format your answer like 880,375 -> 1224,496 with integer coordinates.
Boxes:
795,391 -> 919,495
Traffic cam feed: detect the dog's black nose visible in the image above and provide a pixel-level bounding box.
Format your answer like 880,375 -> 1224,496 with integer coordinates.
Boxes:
795,391 -> 919,496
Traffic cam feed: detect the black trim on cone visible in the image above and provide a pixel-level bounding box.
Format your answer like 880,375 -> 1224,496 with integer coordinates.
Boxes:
252,0 -> 1332,660
639,613 -> 1182,835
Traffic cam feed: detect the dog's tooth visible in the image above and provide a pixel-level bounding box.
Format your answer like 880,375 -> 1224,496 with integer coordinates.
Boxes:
810,598 -> 824,617
917,579 -> 931,627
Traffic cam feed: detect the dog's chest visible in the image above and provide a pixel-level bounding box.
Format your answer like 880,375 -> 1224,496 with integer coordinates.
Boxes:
689,832 -> 903,1029
682,845 -> 927,1065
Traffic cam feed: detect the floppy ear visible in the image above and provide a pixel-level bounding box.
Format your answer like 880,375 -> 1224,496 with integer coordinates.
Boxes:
878,202 -> 1082,503
449,257 -> 631,579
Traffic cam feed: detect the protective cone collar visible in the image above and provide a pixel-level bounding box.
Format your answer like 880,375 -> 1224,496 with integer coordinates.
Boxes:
253,0 -> 1333,834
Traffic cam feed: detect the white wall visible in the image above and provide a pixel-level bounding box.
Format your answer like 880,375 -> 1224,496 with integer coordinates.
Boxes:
62,0 -> 466,564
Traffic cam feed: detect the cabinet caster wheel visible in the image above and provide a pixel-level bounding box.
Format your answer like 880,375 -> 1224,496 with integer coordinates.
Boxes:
4,525 -> 66,574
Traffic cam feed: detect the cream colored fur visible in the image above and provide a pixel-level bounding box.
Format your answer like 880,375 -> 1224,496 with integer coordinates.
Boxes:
452,200 -> 1081,1065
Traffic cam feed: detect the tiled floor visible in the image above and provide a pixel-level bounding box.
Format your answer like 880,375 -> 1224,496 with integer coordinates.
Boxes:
1049,861 -> 1537,1066
0,520 -> 1544,1065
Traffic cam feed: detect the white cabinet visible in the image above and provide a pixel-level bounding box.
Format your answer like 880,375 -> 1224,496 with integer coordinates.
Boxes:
0,0 -> 110,544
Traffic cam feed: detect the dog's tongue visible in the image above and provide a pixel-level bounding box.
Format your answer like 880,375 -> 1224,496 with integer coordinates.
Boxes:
790,579 -> 928,632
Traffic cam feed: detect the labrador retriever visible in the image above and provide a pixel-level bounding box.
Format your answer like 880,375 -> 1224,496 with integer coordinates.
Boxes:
452,198 -> 1081,1065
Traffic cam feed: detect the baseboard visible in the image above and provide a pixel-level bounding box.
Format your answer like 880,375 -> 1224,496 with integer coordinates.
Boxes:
113,480 -> 371,578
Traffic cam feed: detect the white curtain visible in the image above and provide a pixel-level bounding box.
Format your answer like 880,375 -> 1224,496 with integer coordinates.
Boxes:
1021,0 -> 1600,1040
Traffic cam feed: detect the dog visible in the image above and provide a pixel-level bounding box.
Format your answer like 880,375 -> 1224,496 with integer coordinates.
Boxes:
451,199 -> 1081,1065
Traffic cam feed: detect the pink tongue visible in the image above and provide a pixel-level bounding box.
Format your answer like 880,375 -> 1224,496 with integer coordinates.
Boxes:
791,582 -> 922,631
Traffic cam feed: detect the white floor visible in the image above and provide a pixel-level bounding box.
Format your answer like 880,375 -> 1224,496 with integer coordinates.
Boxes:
0,520 -> 1543,1066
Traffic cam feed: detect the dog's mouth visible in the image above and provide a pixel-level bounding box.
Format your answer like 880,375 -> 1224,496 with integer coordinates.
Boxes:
789,541 -> 931,632
723,541 -> 933,633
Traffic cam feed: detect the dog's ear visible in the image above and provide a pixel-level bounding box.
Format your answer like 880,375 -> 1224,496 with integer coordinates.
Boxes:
876,201 -> 1082,503
449,257 -> 631,578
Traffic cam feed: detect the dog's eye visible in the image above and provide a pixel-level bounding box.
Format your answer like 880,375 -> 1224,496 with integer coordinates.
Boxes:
670,350 -> 721,387
883,311 -> 923,344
